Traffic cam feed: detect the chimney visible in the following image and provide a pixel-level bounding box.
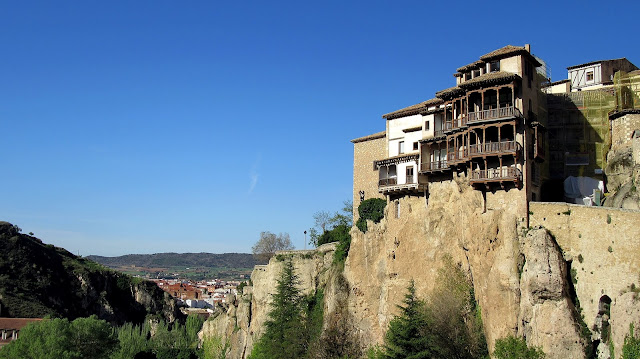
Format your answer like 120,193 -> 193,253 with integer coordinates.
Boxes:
525,44 -> 531,53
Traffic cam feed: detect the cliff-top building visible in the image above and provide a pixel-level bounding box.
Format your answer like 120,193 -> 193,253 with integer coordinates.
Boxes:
353,44 -> 547,216
353,44 -> 640,213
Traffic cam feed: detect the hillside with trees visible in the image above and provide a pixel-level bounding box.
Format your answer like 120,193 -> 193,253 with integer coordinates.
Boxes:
88,252 -> 261,269
0,221 -> 180,325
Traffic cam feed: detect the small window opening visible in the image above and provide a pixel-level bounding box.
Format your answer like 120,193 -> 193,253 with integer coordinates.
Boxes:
586,71 -> 594,82
490,61 -> 500,72
399,141 -> 405,154
413,142 -> 418,151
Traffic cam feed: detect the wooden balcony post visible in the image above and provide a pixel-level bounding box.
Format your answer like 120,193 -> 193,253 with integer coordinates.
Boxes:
498,124 -> 501,142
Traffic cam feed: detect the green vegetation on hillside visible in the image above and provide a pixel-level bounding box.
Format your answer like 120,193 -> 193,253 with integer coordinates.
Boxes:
493,336 -> 545,359
0,314 -> 207,359
372,256 -> 488,359
623,324 -> 640,359
0,221 -> 178,324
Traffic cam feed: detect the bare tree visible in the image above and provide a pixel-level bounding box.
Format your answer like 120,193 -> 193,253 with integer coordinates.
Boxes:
252,231 -> 294,262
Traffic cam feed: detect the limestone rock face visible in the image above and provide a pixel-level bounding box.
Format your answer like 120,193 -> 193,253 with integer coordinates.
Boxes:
199,243 -> 337,358
204,177 -> 640,359
518,228 -> 585,358
605,113 -> 640,209
610,292 -> 640,359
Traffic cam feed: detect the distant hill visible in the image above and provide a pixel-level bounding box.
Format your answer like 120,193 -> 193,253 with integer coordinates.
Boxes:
0,221 -> 181,325
87,252 -> 263,268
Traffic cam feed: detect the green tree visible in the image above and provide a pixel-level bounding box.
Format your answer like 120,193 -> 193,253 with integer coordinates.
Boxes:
356,198 -> 386,233
623,324 -> 640,359
112,322 -> 152,359
381,280 -> 437,359
493,336 -> 545,359
69,315 -> 118,359
249,258 -> 307,359
0,318 -> 75,359
0,316 -> 118,359
308,200 -> 353,247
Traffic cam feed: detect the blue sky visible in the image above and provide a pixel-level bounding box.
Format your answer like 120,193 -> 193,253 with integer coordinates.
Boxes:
1,1 -> 638,256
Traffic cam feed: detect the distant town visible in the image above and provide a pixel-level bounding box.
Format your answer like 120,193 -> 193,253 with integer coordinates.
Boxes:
152,278 -> 246,318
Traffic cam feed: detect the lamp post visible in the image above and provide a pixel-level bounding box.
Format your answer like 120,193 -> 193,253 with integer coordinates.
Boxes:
304,230 -> 307,250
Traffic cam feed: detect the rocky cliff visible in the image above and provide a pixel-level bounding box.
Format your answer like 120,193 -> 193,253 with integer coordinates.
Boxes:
0,221 -> 180,325
202,176 -> 640,358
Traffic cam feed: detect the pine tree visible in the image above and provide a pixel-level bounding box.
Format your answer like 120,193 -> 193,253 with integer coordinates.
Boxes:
382,280 -> 438,359
249,258 -> 308,359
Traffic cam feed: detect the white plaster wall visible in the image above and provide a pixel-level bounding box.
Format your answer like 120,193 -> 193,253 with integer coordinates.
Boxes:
422,113 -> 434,139
387,114 -> 423,157
569,64 -> 602,89
396,161 -> 418,185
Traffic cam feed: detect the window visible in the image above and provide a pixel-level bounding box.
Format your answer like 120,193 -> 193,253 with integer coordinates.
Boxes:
424,121 -> 430,130
464,72 -> 471,81
473,70 -> 480,78
406,166 -> 414,183
413,142 -> 418,151
490,61 -> 500,72
399,141 -> 405,154
586,71 -> 594,81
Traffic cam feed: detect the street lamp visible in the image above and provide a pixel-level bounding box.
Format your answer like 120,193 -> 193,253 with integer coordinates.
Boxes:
304,230 -> 307,250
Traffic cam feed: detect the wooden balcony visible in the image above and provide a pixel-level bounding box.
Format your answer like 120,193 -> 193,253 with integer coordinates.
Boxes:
467,106 -> 521,124
378,176 -> 426,194
420,160 -> 450,173
468,140 -> 521,158
447,149 -> 468,164
470,167 -> 522,184
379,177 -> 397,186
444,117 -> 468,132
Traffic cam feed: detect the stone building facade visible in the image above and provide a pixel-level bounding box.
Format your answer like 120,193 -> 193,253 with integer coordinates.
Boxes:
351,131 -> 386,221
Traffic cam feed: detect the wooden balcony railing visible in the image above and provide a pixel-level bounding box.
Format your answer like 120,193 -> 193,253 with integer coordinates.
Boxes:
434,129 -> 446,137
467,106 -> 521,124
447,149 -> 468,163
468,140 -> 521,157
420,160 -> 449,172
379,177 -> 397,186
470,167 -> 522,182
444,117 -> 468,132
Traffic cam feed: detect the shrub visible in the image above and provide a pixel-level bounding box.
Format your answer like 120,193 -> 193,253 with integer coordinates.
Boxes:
623,324 -> 640,359
356,198 -> 386,233
493,336 -> 545,359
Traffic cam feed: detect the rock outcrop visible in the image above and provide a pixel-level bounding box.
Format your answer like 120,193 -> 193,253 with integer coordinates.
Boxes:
200,243 -> 337,358
0,221 -> 180,325
202,178 -> 640,359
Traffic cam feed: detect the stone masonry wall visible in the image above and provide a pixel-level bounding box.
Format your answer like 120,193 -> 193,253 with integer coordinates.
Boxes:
530,202 -> 640,358
352,133 -> 386,221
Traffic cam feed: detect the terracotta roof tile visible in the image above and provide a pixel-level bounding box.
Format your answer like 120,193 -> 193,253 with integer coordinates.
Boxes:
480,45 -> 541,66
435,86 -> 464,99
351,131 -> 386,143
0,318 -> 42,331
458,71 -> 521,89
382,98 -> 443,119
